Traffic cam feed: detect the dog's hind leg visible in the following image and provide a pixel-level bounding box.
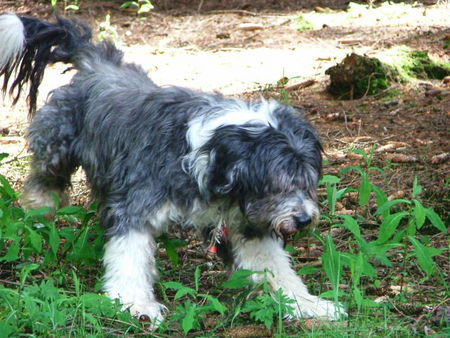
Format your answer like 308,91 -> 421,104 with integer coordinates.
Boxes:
21,93 -> 79,211
230,232 -> 346,320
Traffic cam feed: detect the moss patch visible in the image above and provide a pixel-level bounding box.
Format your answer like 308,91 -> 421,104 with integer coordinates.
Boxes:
402,51 -> 450,80
325,53 -> 392,99
326,48 -> 450,100
377,46 -> 450,81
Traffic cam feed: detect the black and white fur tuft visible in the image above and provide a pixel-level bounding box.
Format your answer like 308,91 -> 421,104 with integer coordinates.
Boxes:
0,13 -> 346,325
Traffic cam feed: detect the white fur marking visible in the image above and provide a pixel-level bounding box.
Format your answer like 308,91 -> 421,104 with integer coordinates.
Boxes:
0,14 -> 25,69
103,229 -> 166,325
231,234 -> 346,320
184,99 -> 280,189
186,99 -> 279,151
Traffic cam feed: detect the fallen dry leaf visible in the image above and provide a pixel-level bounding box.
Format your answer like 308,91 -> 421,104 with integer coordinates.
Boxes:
374,295 -> 390,303
388,190 -> 406,201
335,209 -> 355,215
340,136 -> 373,142
376,142 -> 409,153
384,153 -> 418,163
238,23 -> 264,31
0,137 -> 23,144
430,152 -> 450,164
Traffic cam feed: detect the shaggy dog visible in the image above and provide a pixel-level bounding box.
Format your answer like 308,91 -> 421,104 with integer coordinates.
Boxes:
0,13 -> 345,324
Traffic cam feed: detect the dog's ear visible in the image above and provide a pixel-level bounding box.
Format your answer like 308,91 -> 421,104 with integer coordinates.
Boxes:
207,151 -> 243,196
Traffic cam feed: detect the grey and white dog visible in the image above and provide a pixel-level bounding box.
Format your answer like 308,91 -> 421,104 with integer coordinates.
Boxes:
0,13 -> 345,324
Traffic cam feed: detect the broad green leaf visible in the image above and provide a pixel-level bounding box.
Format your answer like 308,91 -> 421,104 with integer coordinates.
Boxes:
408,236 -> 444,276
0,239 -> 20,262
20,263 -> 40,285
49,223 -> 60,255
223,269 -> 256,289
340,165 -> 364,175
412,176 -> 423,198
319,289 -> 348,298
0,175 -> 17,200
24,206 -> 52,219
56,205 -> 84,215
425,208 -> 447,234
199,294 -> 227,315
374,199 -> 411,216
328,183 -> 337,215
164,281 -> 186,290
322,235 -> 342,302
413,200 -> 426,229
366,242 -> 402,267
372,184 -> 388,217
182,303 -> 197,333
298,265 -> 320,275
320,175 -> 341,185
353,285 -> 363,308
336,187 -> 354,200
174,287 -> 196,300
359,172 -> 372,206
138,3 -> 154,13
27,227 -> 43,253
0,153 -> 9,163
120,2 -> 138,9
334,215 -> 365,245
376,211 -> 408,244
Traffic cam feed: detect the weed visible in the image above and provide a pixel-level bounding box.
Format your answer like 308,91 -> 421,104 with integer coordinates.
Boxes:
162,267 -> 227,334
49,0 -> 79,12
296,15 -> 315,31
98,14 -> 119,41
121,0 -> 154,15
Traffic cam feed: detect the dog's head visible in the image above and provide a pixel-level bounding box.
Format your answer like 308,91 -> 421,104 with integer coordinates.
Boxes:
200,105 -> 322,236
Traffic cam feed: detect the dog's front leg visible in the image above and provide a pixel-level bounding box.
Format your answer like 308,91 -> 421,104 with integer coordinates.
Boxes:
231,233 -> 346,320
103,228 -> 166,325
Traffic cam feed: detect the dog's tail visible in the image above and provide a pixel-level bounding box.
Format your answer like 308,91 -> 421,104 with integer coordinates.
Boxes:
0,13 -> 93,116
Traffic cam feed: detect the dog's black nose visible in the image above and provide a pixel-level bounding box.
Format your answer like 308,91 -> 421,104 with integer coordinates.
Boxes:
293,214 -> 312,229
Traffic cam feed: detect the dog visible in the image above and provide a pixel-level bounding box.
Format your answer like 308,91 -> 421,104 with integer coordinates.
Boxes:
0,13 -> 345,325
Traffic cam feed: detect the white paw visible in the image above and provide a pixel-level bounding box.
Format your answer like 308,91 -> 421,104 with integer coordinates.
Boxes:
289,295 -> 347,321
125,301 -> 167,328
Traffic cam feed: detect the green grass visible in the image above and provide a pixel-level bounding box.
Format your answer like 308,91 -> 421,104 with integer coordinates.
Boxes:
0,150 -> 448,336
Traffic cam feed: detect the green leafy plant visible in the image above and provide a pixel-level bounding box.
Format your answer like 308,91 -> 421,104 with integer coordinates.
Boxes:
98,14 -> 119,41
318,158 -> 447,314
241,285 -> 295,332
121,0 -> 154,15
158,234 -> 186,267
222,269 -> 295,333
320,175 -> 354,215
296,15 -> 315,31
49,0 -> 79,12
163,267 -> 227,334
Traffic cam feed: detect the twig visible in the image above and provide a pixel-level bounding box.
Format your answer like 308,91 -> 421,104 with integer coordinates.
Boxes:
207,9 -> 258,16
284,79 -> 316,92
3,154 -> 29,164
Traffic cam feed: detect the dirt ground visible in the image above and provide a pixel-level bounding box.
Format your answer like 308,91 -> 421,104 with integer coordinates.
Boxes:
1,0 -> 449,217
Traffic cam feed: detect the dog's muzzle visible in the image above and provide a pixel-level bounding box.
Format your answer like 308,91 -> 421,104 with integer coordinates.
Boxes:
279,213 -> 312,236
